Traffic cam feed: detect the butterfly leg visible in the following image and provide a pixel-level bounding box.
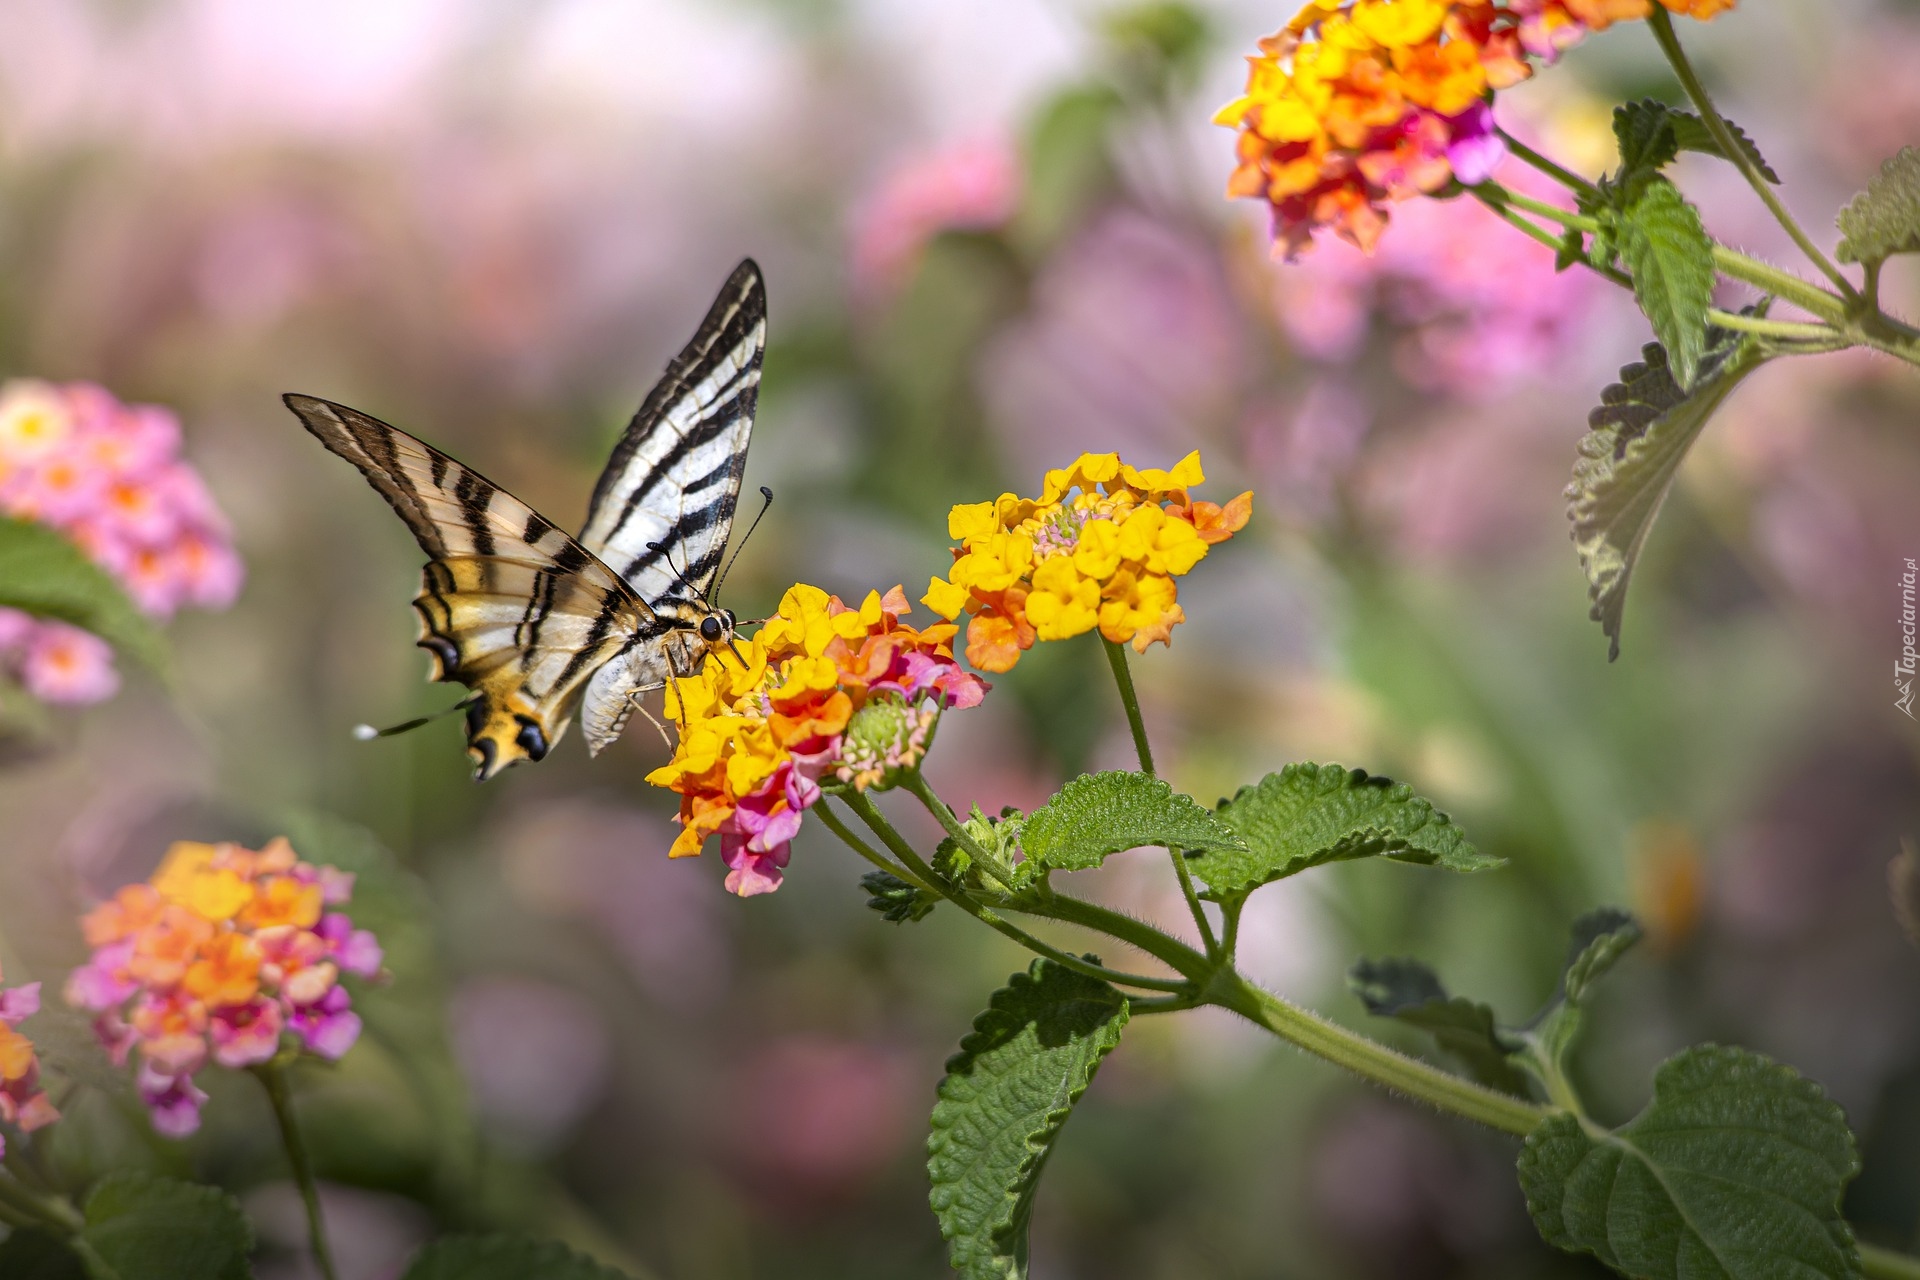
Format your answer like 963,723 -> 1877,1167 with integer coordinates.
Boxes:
622,681 -> 676,747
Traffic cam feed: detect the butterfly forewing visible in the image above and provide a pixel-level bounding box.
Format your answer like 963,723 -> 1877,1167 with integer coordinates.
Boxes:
284,393 -> 660,780
579,259 -> 766,610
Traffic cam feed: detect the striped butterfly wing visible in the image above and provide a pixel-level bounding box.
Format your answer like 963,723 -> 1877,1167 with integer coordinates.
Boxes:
578,258 -> 766,611
285,394 -> 662,781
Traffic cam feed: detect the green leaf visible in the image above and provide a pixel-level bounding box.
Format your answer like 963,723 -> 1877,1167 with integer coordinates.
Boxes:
861,868 -> 938,923
0,516 -> 169,679
1520,1045 -> 1863,1280
928,960 -> 1129,1280
1019,771 -> 1244,873
1349,957 -> 1530,1096
1514,909 -> 1645,1090
1836,146 -> 1920,265
77,1172 -> 253,1280
1612,100 -> 1680,195
1561,907 -> 1643,1006
1011,86 -> 1124,259
401,1235 -> 635,1280
1668,111 -> 1781,184
0,1230 -> 88,1279
1189,763 -> 1500,902
1618,178 -> 1716,390
1567,320 -> 1772,659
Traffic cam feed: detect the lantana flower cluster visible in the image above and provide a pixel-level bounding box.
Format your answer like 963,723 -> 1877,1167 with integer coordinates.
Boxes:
0,965 -> 58,1159
1216,0 -> 1736,256
65,839 -> 381,1137
922,452 -> 1252,673
0,379 -> 243,704
647,585 -> 988,898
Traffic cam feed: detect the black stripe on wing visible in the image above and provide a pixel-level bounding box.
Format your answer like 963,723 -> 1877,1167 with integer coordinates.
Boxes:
578,259 -> 766,605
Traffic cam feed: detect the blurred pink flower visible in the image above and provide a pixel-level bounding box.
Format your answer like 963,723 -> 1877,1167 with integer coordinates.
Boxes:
1267,164 -> 1600,398
1243,379 -> 1371,527
982,210 -> 1250,474
725,1036 -> 915,1206
851,137 -> 1020,299
0,378 -> 242,708
449,976 -> 611,1152
19,622 -> 119,704
66,839 -> 381,1139
1,964 -> 60,1161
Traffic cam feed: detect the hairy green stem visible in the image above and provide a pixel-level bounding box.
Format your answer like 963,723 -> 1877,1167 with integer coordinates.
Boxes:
1497,128 -> 1600,198
1101,638 -> 1219,957
996,888 -> 1213,983
1647,7 -> 1856,299
813,796 -> 930,888
1470,188 -> 1634,288
1863,1243 -> 1920,1280
1482,184 -> 1601,232
1101,637 -> 1158,776
833,791 -> 1191,993
256,1061 -> 339,1280
1705,308 -> 1834,341
1710,246 -> 1848,322
898,771 -> 1003,880
1210,974 -> 1547,1137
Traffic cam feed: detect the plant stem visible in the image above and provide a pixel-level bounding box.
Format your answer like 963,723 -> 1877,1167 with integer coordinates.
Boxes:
834,791 -> 1192,993
1101,638 -> 1219,957
1469,188 -> 1633,288
1101,637 -> 1157,777
0,1172 -> 82,1235
1497,128 -> 1600,198
1210,973 -> 1547,1137
1710,246 -> 1849,322
256,1061 -> 339,1280
813,796 -> 930,888
1863,1243 -> 1920,1280
1481,184 -> 1601,232
1646,8 -> 1856,299
998,888 -> 1214,982
898,771 -> 1002,879
1705,308 -> 1834,341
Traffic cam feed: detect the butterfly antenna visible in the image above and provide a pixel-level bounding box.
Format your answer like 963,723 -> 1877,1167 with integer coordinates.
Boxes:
352,695 -> 477,741
645,539 -> 701,599
712,486 -> 773,604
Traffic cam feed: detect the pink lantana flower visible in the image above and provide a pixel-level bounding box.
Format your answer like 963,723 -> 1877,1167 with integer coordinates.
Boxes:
0,966 -> 60,1159
66,838 -> 384,1138
0,378 -> 243,709
20,623 -> 120,704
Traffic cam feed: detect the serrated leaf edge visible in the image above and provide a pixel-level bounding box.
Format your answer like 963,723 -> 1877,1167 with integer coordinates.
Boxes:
928,962 -> 1129,1276
1202,762 -> 1498,899
1023,770 -> 1247,873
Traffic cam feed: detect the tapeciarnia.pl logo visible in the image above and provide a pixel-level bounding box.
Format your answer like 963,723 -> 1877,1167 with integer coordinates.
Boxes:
1900,557 -> 1917,719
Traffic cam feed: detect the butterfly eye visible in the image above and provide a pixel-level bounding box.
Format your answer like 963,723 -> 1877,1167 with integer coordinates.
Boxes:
700,615 -> 723,642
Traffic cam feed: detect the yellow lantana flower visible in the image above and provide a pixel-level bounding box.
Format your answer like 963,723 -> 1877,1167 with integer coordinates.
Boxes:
924,451 -> 1252,673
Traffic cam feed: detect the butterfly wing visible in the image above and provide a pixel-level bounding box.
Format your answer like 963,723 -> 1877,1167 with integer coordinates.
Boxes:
579,258 -> 766,611
284,393 -> 664,780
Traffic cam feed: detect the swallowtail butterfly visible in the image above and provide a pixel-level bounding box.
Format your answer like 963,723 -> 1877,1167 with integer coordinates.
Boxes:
284,259 -> 766,780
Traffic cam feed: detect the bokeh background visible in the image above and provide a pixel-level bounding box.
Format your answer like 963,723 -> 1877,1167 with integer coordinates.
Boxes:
3,1 -> 1920,1276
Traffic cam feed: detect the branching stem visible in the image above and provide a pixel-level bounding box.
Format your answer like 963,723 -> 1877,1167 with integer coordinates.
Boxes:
1496,128 -> 1600,198
834,791 -> 1192,993
1647,7 -> 1856,299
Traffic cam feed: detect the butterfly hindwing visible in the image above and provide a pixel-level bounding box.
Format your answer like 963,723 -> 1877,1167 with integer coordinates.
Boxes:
284,393 -> 663,780
579,258 -> 766,608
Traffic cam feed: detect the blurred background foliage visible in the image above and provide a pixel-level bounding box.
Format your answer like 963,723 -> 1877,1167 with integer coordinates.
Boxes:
1,1 -> 1918,1277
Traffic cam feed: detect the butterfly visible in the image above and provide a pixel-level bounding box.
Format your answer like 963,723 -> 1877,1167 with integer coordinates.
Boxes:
284,259 -> 767,781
